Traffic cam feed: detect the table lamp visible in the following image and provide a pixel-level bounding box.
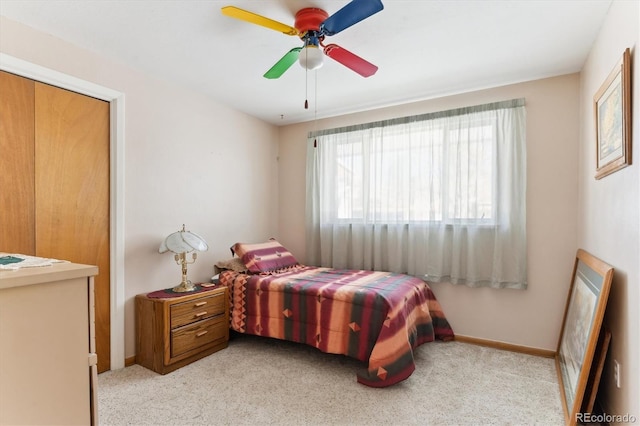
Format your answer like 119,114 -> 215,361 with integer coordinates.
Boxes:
159,224 -> 208,292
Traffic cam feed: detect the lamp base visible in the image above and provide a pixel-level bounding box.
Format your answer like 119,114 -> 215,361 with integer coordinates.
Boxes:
172,280 -> 196,293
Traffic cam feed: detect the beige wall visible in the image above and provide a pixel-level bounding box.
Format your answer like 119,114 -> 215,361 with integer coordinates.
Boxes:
577,0 -> 639,418
0,17 -> 280,359
278,74 -> 580,351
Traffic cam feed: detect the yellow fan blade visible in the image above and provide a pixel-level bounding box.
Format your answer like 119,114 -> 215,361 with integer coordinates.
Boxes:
221,6 -> 299,36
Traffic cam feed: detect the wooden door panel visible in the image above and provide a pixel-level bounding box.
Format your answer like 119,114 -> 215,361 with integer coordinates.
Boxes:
0,71 -> 36,254
34,82 -> 111,372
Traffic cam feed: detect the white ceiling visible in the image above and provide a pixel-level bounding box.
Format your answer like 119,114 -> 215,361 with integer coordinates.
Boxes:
0,0 -> 612,126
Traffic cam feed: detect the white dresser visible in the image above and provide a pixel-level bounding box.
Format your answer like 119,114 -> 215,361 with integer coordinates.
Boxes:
0,260 -> 98,425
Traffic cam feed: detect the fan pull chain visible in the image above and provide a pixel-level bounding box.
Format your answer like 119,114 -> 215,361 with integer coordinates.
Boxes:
304,52 -> 309,109
313,70 -> 318,148
314,69 -> 318,117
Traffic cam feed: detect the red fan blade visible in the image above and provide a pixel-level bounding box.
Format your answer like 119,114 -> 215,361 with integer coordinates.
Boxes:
323,44 -> 378,77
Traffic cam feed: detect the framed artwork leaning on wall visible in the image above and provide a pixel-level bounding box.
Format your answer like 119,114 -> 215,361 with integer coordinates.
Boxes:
555,249 -> 613,425
594,47 -> 631,179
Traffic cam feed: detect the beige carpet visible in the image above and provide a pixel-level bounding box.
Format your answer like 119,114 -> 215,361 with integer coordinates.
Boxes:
98,334 -> 564,425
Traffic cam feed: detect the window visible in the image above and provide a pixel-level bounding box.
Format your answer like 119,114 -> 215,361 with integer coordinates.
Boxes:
333,118 -> 496,224
306,99 -> 527,289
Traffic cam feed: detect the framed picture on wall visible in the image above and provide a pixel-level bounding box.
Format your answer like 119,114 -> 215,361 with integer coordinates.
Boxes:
555,249 -> 613,425
594,47 -> 631,179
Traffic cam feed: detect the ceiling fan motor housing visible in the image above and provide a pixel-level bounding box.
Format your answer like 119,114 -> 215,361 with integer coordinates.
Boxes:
295,7 -> 328,71
294,8 -> 329,34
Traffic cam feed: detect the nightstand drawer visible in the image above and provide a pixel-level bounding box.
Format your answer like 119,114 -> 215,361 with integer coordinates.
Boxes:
171,316 -> 227,358
170,292 -> 225,328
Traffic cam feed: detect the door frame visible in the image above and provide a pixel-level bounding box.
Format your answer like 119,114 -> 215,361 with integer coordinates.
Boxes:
0,53 -> 125,370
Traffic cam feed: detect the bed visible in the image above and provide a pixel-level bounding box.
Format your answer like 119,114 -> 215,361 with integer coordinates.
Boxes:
217,240 -> 454,388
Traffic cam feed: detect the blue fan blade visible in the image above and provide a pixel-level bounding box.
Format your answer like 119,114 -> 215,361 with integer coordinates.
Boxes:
321,0 -> 384,36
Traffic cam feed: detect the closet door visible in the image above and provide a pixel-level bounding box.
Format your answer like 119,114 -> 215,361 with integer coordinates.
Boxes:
35,82 -> 111,372
0,71 -> 36,254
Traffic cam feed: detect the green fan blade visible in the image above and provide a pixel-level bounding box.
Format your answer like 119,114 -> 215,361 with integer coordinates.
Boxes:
264,48 -> 302,79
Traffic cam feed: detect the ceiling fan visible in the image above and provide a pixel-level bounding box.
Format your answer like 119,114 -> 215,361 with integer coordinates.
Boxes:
221,0 -> 384,79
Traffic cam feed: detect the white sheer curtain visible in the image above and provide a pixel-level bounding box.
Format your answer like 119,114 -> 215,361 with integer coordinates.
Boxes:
306,99 -> 527,289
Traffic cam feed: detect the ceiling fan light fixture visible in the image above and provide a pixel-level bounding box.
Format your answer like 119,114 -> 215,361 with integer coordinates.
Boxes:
299,45 -> 324,70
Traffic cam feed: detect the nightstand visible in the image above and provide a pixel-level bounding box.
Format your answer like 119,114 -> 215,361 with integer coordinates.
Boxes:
135,286 -> 229,374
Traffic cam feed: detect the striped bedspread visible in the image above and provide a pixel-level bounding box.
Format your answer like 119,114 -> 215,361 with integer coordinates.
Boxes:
219,266 -> 454,387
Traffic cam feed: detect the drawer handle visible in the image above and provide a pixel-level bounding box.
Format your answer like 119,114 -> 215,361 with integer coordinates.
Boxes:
196,330 -> 208,337
194,301 -> 207,307
194,311 -> 208,317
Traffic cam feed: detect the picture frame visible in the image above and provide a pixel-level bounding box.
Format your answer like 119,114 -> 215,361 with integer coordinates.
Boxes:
594,48 -> 632,179
556,249 -> 614,425
581,327 -> 611,414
